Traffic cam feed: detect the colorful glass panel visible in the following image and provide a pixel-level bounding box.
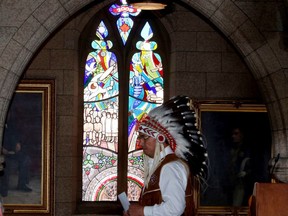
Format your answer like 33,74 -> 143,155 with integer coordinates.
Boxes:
83,21 -> 119,201
127,22 -> 164,200
109,0 -> 141,45
83,1 -> 165,203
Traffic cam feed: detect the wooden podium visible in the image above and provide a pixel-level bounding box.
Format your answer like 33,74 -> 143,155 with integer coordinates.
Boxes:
249,183 -> 288,216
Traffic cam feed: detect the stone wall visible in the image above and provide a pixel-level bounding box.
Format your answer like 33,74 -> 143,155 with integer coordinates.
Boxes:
23,2 -> 260,215
1,0 -> 288,215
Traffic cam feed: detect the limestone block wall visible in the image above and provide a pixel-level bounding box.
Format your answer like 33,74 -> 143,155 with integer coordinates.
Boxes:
166,3 -> 260,99
24,18 -> 81,216
22,2 -> 261,215
1,0 -> 288,215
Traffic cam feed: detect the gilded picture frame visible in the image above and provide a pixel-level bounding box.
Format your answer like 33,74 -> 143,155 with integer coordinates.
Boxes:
194,101 -> 272,215
0,80 -> 54,215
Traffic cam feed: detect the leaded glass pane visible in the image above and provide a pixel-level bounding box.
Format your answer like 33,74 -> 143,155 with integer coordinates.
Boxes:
83,21 -> 119,201
109,0 -> 140,45
82,2 -> 165,203
127,22 -> 164,201
83,147 -> 118,201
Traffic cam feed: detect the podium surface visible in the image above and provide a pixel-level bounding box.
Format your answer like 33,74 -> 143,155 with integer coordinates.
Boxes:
249,183 -> 288,216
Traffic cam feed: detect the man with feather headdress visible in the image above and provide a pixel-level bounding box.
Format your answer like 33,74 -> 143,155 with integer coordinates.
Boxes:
124,95 -> 208,216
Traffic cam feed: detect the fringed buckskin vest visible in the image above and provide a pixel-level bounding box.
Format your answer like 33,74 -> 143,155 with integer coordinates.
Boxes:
139,154 -> 195,216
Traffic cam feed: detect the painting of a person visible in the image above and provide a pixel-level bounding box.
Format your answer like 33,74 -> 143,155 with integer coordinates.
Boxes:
0,140 -> 32,197
227,126 -> 253,207
123,96 -> 208,216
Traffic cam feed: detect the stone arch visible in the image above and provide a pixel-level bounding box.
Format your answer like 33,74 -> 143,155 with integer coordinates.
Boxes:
0,0 -> 287,179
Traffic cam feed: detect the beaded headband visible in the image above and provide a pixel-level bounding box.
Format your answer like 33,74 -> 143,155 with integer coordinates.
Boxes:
138,116 -> 176,150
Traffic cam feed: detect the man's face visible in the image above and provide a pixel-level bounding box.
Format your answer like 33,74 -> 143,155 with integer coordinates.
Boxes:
232,128 -> 243,144
138,133 -> 156,158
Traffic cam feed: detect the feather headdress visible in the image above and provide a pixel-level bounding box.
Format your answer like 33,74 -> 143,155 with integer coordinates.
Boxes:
138,95 -> 208,178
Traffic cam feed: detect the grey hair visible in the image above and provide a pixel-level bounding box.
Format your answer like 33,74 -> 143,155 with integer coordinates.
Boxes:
143,141 -> 165,188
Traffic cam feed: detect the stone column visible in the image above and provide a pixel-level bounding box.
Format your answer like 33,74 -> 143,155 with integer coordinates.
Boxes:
274,158 -> 288,183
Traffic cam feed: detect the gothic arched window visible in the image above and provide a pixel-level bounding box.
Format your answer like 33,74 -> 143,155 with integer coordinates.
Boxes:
82,0 -> 169,205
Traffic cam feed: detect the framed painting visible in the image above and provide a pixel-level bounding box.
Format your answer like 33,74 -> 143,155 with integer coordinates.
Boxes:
194,101 -> 272,215
0,80 -> 54,214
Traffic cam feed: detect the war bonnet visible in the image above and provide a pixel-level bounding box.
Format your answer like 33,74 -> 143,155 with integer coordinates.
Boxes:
138,95 -> 208,178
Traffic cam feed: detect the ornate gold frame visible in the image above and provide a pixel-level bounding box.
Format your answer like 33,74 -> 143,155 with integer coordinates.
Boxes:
2,80 -> 54,215
193,100 -> 271,215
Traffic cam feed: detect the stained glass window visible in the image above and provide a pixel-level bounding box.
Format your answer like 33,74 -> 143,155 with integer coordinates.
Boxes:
127,22 -> 164,201
83,21 -> 119,201
82,0 -> 165,202
109,0 -> 140,45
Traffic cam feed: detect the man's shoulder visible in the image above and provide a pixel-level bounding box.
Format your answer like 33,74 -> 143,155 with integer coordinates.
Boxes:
160,157 -> 190,181
162,155 -> 189,171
